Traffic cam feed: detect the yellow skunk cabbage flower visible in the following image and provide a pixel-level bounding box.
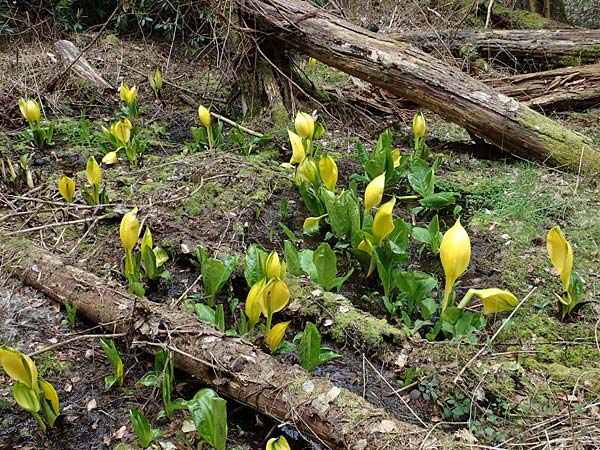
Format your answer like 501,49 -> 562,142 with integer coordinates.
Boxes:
86,156 -> 101,187
120,208 -> 139,253
154,67 -> 163,90
260,278 -> 290,317
102,151 -> 118,165
119,82 -> 137,105
295,111 -> 315,140
265,250 -> 285,280
296,155 -> 319,186
18,97 -> 41,123
308,57 -> 317,68
58,176 -> 75,203
413,112 -> 426,139
287,129 -> 305,165
141,227 -> 153,262
440,219 -> 471,311
358,238 -> 372,255
266,436 -> 291,450
245,278 -> 266,332
266,321 -> 290,352
364,173 -> 385,211
0,346 -> 39,391
39,378 -> 60,417
391,148 -> 401,168
319,155 -> 338,191
471,288 -> 518,315
113,118 -> 132,145
547,226 -> 573,291
198,105 -> 211,129
373,197 -> 395,245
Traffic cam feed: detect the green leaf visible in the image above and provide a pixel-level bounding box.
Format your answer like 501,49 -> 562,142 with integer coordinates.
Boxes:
299,249 -> 317,281
185,388 -> 228,450
284,241 -> 302,276
136,372 -> 159,387
408,160 -> 434,197
299,322 -> 340,372
412,227 -> 431,244
130,408 -> 154,448
201,255 -> 237,306
244,244 -> 267,286
100,339 -> 123,387
420,192 -> 458,210
420,298 -> 438,320
313,243 -> 338,291
195,304 -> 216,323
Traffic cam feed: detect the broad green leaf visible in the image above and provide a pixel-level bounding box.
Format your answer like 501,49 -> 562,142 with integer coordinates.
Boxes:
185,388 -> 227,450
244,244 -> 267,286
13,381 -> 40,414
420,192 -> 458,210
195,304 -> 216,323
299,249 -> 317,281
408,160 -> 434,197
313,243 -> 338,291
284,241 -> 302,276
130,408 -> 154,448
412,227 -> 431,244
299,322 -> 340,372
100,338 -> 123,387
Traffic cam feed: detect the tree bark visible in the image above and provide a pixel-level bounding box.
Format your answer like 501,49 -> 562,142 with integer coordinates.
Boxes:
54,40 -> 114,90
387,29 -> 600,70
0,237 -> 438,450
235,0 -> 599,173
488,63 -> 600,111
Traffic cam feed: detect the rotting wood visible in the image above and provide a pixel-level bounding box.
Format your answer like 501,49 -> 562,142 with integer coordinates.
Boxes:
0,237 -> 440,450
233,0 -> 599,173
487,63 -> 600,111
54,40 -> 114,90
387,29 -> 600,70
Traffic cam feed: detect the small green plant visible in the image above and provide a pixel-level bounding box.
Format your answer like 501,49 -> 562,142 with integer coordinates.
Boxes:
546,226 -> 588,319
196,246 -> 237,307
18,97 -> 54,149
140,227 -> 171,282
129,408 -> 162,448
185,388 -> 227,450
64,302 -> 77,328
120,207 -> 144,296
148,67 -> 163,101
412,214 -> 443,256
81,156 -> 109,205
193,105 -> 224,151
100,338 -> 123,389
100,117 -> 148,166
227,128 -> 273,156
296,322 -> 341,372
137,350 -> 185,420
0,346 -> 60,432
195,303 -> 226,332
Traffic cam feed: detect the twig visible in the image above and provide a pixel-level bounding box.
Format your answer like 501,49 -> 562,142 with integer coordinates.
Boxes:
28,333 -> 127,357
363,356 -> 426,427
172,272 -> 203,307
6,213 -> 112,236
454,287 -> 536,384
211,111 -> 264,137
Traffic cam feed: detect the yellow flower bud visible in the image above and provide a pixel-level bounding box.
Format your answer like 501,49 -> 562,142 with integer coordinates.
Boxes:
471,288 -> 518,314
112,118 -> 132,145
364,173 -> 385,210
295,111 -> 315,140
154,67 -> 163,90
440,219 -> 471,310
413,112 -> 426,140
198,105 -> 211,129
266,436 -> 291,450
319,155 -> 338,191
308,57 -> 317,68
547,226 -> 573,291
120,207 -> 140,253
265,321 -> 290,352
373,197 -> 395,245
287,129 -> 306,165
102,151 -> 118,165
86,156 -> 101,187
58,176 -> 75,203
265,250 -> 285,279
18,97 -> 41,123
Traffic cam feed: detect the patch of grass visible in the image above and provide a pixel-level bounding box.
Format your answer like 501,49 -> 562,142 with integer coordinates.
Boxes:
33,352 -> 71,377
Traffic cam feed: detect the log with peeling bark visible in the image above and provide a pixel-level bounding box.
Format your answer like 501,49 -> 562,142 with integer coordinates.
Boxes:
386,29 -> 600,70
487,63 -> 600,111
0,237 -> 440,450
54,40 -> 114,90
234,0 -> 599,173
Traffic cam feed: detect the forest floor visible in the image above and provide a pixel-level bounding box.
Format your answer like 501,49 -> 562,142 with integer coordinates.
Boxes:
1,28 -> 600,450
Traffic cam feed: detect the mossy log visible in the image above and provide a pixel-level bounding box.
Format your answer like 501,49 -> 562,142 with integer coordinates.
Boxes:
235,0 -> 599,173
488,63 -> 600,111
387,29 -> 600,71
0,236 -> 438,450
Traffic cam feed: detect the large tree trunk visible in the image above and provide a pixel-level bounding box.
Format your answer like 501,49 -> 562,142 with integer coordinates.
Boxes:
387,29 -> 600,70
236,0 -> 599,173
488,63 -> 600,111
0,237 -> 438,450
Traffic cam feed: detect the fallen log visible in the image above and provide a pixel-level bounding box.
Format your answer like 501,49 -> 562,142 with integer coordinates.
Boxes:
488,63 -> 600,111
387,29 -> 600,70
54,40 -> 114,90
0,236 -> 439,450
236,0 -> 599,173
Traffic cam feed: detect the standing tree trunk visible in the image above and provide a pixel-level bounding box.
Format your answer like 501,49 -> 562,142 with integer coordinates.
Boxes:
518,0 -> 568,21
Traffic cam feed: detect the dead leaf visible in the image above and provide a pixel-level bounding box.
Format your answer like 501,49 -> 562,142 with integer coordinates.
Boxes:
114,425 -> 127,439
181,420 -> 196,433
86,398 -> 97,411
371,419 -> 397,433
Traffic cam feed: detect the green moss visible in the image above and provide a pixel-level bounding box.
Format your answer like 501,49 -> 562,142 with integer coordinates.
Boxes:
493,5 -> 560,29
285,277 -> 408,351
270,106 -> 289,131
